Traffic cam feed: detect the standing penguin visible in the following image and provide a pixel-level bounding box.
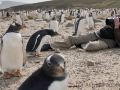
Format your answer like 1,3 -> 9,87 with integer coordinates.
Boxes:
26,29 -> 61,57
72,16 -> 84,36
45,12 -> 50,19
49,17 -> 59,32
18,54 -> 68,90
0,23 -> 26,78
59,12 -> 65,23
72,15 -> 80,35
88,13 -> 94,30
16,13 -> 23,25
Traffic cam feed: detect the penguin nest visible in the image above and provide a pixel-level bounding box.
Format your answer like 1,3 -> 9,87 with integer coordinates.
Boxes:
66,15 -> 75,20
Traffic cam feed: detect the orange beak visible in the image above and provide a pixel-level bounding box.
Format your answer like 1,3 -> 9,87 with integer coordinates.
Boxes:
56,66 -> 64,72
20,25 -> 26,29
58,33 -> 62,36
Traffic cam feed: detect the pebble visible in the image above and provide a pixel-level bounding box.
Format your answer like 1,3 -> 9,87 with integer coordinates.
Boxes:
54,49 -> 61,53
87,60 -> 95,66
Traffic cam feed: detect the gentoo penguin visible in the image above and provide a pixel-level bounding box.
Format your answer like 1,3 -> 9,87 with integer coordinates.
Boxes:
6,11 -> 10,17
49,17 -> 59,32
16,13 -> 23,25
111,9 -> 117,17
73,16 -> 84,36
18,54 -> 68,90
59,12 -> 65,23
102,10 -> 106,17
88,13 -> 94,30
0,23 -> 26,78
26,29 -> 61,57
45,12 -> 50,19
72,15 -> 80,35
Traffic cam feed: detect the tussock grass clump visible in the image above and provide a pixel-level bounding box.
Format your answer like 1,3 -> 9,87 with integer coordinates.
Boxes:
66,15 -> 75,20
27,16 -> 33,19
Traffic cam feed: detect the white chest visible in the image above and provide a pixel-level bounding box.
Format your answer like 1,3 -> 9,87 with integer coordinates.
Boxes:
48,77 -> 68,90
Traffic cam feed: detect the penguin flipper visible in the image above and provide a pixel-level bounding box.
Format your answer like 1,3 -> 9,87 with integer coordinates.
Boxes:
0,39 -> 3,66
22,42 -> 26,66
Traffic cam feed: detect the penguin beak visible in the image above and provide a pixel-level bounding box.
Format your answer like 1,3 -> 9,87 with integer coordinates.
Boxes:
20,25 -> 26,29
56,66 -> 64,72
57,33 -> 62,36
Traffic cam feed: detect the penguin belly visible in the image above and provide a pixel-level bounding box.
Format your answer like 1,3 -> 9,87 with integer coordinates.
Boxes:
77,19 -> 85,34
48,77 -> 68,90
88,17 -> 94,30
50,21 -> 58,31
61,14 -> 65,23
1,33 -> 23,74
36,35 -> 51,54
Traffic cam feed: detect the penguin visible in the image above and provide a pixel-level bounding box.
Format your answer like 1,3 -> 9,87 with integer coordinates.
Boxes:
38,12 -> 42,19
88,13 -> 94,30
50,11 -> 54,17
102,10 -> 106,17
72,15 -> 80,35
6,11 -> 10,17
59,12 -> 65,23
45,12 -> 50,19
26,29 -> 61,57
16,13 -> 23,25
49,17 -> 59,32
18,54 -> 68,90
0,12 -> 2,18
73,16 -> 84,36
0,23 -> 26,79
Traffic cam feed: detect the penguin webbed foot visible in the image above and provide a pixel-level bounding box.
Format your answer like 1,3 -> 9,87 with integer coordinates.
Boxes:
4,72 -> 11,79
14,70 -> 22,77
35,54 -> 43,57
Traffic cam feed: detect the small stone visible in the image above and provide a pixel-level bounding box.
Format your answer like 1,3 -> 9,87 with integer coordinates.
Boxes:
76,49 -> 86,52
34,60 -> 40,63
87,60 -> 95,66
55,49 -> 60,53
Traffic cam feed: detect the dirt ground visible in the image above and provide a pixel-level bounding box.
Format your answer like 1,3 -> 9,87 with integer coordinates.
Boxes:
0,11 -> 120,90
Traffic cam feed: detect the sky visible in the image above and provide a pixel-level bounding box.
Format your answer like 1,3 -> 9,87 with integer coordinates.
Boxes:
0,0 -> 51,4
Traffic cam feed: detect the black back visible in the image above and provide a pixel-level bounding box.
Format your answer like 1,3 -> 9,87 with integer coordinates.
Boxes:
18,63 -> 66,90
18,68 -> 54,90
26,29 -> 57,52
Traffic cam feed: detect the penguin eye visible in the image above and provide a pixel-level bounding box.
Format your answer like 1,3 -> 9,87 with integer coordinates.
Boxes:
47,62 -> 52,67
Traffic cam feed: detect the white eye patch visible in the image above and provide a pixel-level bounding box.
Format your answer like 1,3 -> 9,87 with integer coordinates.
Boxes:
12,23 -> 16,26
46,55 -> 52,63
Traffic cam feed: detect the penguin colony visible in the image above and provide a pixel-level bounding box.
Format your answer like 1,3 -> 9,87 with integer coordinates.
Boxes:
0,8 -> 119,90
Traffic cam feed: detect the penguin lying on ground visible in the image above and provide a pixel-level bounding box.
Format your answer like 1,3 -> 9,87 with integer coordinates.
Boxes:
18,54 -> 68,90
26,29 -> 61,57
0,23 -> 26,79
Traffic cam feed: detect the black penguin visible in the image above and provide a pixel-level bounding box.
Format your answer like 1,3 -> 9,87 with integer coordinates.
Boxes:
18,54 -> 68,90
26,29 -> 61,56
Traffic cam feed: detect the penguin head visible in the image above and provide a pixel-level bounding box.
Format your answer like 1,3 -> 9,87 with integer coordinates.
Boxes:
89,13 -> 93,17
76,15 -> 80,18
6,23 -> 26,33
47,29 -> 61,36
43,54 -> 66,77
52,16 -> 56,20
